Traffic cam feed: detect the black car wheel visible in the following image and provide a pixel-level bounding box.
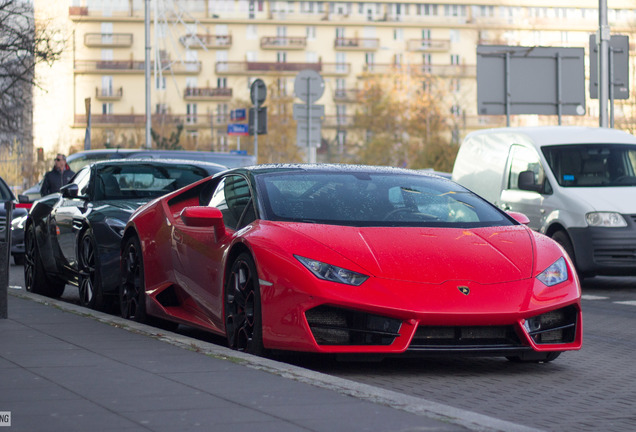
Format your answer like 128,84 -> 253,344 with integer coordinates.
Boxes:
120,235 -> 147,323
225,252 -> 265,356
24,224 -> 65,298
78,229 -> 104,310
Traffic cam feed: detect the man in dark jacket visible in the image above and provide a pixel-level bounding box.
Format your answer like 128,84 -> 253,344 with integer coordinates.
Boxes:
40,153 -> 75,196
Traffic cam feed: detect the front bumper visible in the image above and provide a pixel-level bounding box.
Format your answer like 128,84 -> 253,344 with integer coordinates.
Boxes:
261,273 -> 583,356
569,216 -> 636,275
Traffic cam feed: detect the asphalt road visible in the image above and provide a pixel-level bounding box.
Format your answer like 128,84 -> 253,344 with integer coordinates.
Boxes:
8,263 -> 636,431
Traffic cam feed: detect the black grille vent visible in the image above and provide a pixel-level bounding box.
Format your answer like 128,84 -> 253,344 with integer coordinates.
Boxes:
305,305 -> 402,346
410,325 -> 522,349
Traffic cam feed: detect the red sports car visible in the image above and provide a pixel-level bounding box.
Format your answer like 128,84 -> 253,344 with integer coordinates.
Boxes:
120,164 -> 582,362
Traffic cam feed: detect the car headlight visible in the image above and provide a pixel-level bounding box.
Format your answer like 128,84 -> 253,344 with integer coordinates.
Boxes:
295,255 -> 368,286
537,257 -> 568,287
105,217 -> 126,237
586,212 -> 627,227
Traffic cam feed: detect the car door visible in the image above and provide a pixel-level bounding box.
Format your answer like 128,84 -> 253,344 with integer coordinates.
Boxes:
171,174 -> 256,330
52,168 -> 92,275
499,145 -> 554,231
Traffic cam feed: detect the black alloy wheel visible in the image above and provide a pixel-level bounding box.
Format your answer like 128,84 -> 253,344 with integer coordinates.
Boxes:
78,229 -> 104,310
225,252 -> 265,356
24,224 -> 65,298
120,235 -> 147,323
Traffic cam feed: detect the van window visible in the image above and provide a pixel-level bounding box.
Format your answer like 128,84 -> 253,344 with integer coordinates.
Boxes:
507,145 -> 546,190
542,144 -> 636,187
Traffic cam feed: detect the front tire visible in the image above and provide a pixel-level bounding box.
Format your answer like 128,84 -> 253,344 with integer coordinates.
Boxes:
78,229 -> 104,310
24,224 -> 65,298
225,252 -> 265,356
120,235 -> 147,323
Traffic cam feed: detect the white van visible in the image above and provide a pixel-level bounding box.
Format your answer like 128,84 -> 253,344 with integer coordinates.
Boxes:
452,126 -> 636,277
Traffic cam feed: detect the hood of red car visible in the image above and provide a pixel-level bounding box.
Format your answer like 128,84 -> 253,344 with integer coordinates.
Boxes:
279,224 -> 535,284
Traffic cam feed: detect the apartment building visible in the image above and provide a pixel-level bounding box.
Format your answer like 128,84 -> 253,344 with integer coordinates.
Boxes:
33,0 -> 636,162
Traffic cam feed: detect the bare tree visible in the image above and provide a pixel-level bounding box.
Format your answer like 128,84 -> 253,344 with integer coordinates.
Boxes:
0,0 -> 63,139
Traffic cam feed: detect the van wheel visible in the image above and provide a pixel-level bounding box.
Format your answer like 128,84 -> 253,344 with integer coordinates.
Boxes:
551,230 -> 585,276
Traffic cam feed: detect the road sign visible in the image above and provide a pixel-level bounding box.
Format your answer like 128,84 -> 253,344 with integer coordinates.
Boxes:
250,79 -> 267,105
294,70 -> 324,104
227,124 -> 249,136
230,108 -> 246,121
296,122 -> 322,148
589,34 -> 629,100
292,103 -> 325,121
477,45 -> 585,116
248,107 -> 267,135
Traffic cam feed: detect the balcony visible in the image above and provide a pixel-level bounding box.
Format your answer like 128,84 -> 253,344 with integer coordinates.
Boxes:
261,36 -> 307,50
333,88 -> 360,102
406,39 -> 451,52
362,63 -> 476,77
183,87 -> 232,101
75,60 -> 202,74
334,38 -> 380,51
74,113 -> 213,128
84,33 -> 133,48
216,61 -> 350,76
179,34 -> 232,49
95,87 -> 123,101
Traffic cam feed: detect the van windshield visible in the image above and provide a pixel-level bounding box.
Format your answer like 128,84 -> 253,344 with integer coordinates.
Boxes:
542,144 -> 636,187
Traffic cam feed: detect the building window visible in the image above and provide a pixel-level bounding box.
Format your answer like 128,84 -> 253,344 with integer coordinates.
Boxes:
155,104 -> 167,114
186,103 -> 198,124
217,77 -> 227,88
306,25 -> 316,40
155,75 -> 166,90
102,103 -> 113,115
450,54 -> 460,65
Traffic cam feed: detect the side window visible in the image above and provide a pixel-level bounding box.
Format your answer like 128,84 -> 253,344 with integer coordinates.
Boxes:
507,145 -> 546,191
74,168 -> 91,195
209,175 -> 253,230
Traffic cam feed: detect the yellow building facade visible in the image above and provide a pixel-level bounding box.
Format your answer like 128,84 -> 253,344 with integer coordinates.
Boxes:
33,0 -> 636,161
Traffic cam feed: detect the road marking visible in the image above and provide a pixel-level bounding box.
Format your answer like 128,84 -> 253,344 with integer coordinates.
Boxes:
613,301 -> 636,306
581,295 -> 609,300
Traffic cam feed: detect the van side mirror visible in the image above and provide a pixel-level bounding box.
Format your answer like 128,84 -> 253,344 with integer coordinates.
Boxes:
518,170 -> 542,192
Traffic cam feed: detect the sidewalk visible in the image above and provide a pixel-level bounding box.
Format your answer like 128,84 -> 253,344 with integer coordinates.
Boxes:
0,291 -> 540,432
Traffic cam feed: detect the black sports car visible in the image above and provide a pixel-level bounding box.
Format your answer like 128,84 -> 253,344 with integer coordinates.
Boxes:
24,159 -> 226,309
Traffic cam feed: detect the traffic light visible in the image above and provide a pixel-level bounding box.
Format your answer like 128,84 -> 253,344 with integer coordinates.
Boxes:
37,147 -> 43,162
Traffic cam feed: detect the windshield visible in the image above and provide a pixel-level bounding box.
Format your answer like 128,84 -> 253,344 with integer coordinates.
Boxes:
542,144 -> 636,187
258,171 -> 514,228
94,163 -> 210,200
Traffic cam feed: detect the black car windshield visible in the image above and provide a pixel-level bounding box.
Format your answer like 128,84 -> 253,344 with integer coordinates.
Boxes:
258,171 -> 514,228
94,164 -> 211,200
542,144 -> 636,187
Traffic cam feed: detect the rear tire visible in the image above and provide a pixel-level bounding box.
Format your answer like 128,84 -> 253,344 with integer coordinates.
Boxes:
120,235 -> 147,323
24,224 -> 65,298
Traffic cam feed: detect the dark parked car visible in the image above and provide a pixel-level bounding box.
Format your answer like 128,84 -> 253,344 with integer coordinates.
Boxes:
24,159 -> 225,309
0,174 -> 28,264
21,149 -> 254,203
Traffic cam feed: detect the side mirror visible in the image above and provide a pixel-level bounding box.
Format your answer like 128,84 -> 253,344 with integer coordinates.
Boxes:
60,183 -> 79,198
180,206 -> 226,240
518,170 -> 542,192
507,211 -> 530,225
18,194 -> 30,204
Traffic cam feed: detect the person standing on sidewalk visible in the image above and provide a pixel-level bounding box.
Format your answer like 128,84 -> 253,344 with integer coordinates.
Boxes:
40,153 -> 75,196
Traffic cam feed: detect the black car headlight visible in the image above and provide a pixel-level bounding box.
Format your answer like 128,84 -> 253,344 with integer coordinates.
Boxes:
105,217 -> 126,237
295,255 -> 368,286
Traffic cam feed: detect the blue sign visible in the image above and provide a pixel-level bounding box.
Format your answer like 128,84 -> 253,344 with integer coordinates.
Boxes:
230,109 -> 246,121
228,124 -> 249,136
